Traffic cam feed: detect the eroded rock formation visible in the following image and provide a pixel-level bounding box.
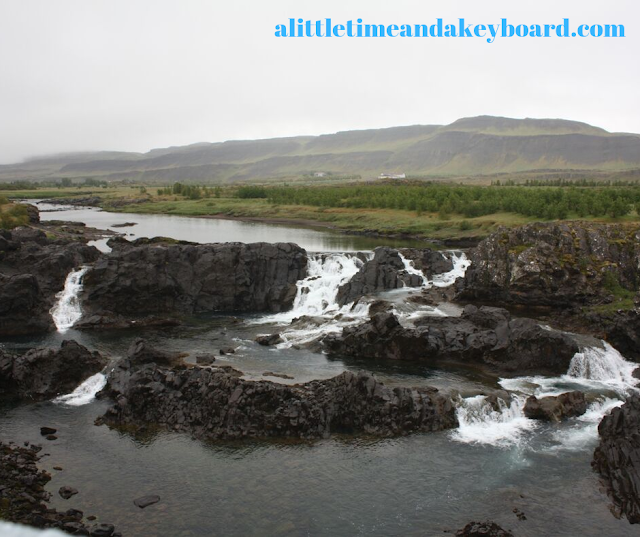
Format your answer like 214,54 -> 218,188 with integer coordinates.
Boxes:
0,340 -> 107,401
80,237 -> 307,318
323,306 -> 581,375
98,341 -> 457,440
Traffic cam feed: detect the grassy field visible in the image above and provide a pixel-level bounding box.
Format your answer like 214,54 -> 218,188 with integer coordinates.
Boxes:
6,183 -> 640,240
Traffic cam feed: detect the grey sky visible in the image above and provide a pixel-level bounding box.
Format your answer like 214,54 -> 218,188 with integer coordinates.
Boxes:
0,0 -> 638,164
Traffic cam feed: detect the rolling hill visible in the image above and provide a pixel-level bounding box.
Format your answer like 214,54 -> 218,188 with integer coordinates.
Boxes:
2,116 -> 639,183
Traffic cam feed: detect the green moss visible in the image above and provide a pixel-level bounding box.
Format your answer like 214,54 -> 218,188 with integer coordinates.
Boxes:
509,244 -> 533,255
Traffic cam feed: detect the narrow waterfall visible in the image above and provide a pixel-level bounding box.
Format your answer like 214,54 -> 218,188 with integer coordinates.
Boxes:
54,372 -> 107,406
50,266 -> 89,332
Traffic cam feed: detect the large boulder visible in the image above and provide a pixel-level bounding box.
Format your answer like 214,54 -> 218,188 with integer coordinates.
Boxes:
0,274 -> 54,336
98,346 -> 457,440
336,247 -> 423,306
457,222 -> 640,308
323,305 -> 581,375
80,238 -> 307,317
592,393 -> 640,524
523,391 -> 588,422
0,340 -> 107,401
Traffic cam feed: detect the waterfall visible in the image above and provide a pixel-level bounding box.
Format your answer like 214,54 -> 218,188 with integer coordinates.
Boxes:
431,251 -> 471,287
54,372 -> 107,406
398,253 -> 427,285
50,266 -> 89,332
567,342 -> 638,393
454,341 -> 638,448
451,394 -> 535,447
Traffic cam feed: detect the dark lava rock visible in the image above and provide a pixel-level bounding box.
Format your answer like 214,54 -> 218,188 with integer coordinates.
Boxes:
0,440 -> 119,534
336,247 -> 423,306
593,393 -> 640,523
80,238 -> 307,317
111,222 -> 137,228
577,310 -> 640,363
0,340 -> 108,401
457,221 -> 640,308
195,353 -> 216,365
133,495 -> 160,508
523,391 -> 588,422
0,224 -> 100,336
368,300 -> 394,316
219,347 -> 236,355
127,338 -> 184,367
255,333 -> 283,346
45,435 -> 57,441
263,371 -> 294,380
74,313 -> 181,331
455,520 -> 514,536
58,486 -> 79,499
323,306 -> 580,376
398,247 -> 453,278
40,427 -> 57,436
98,347 -> 458,440
90,523 -> 115,536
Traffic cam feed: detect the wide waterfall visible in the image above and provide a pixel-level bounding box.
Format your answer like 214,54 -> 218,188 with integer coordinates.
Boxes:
49,266 -> 89,332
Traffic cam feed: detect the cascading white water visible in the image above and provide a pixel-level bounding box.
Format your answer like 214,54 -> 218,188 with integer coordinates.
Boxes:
451,394 -> 535,447
454,340 -> 638,448
54,373 -> 107,406
50,267 -> 89,332
567,342 -> 638,393
398,253 -> 427,285
431,252 -> 471,287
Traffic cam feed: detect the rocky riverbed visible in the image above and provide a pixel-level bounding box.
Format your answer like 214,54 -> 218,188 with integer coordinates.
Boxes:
3,206 -> 640,534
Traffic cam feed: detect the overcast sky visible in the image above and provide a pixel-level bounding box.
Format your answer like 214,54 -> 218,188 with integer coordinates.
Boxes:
0,0 -> 638,164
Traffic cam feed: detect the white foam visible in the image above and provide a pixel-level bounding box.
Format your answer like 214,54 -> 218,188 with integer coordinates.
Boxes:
50,267 -> 89,332
54,373 -> 106,406
451,394 -> 536,447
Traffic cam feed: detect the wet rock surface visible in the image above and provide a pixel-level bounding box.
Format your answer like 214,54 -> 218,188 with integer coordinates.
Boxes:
593,393 -> 640,524
457,222 -> 640,308
0,340 -> 107,401
336,247 -> 424,306
523,391 -> 588,422
98,341 -> 458,440
80,237 -> 307,317
323,306 -> 581,375
0,440 -> 120,535
0,225 -> 99,336
455,520 -> 514,537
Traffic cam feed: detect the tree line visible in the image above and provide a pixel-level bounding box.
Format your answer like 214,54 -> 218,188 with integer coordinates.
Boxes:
260,184 -> 640,219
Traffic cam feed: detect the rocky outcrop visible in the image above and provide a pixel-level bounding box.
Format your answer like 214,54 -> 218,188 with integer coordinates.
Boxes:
0,274 -> 54,335
0,440 -> 120,535
0,340 -> 107,401
457,222 -> 640,308
523,391 -> 587,422
98,341 -> 457,440
575,310 -> 640,363
593,393 -> 640,524
323,305 -> 581,375
455,521 -> 514,537
0,224 -> 100,336
336,247 -> 423,306
80,237 -> 307,317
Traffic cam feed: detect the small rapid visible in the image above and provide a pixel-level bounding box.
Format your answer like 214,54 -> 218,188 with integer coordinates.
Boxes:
453,341 -> 638,449
49,267 -> 89,332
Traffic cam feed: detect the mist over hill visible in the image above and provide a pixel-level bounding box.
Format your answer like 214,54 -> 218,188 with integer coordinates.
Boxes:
2,116 -> 639,183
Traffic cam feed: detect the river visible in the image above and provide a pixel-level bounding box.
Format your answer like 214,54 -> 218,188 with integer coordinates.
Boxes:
0,202 -> 637,536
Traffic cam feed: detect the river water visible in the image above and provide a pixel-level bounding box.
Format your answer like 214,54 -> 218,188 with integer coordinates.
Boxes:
1,203 -> 638,536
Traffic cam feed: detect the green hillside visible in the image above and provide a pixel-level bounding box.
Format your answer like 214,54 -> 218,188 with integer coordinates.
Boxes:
2,116 -> 639,183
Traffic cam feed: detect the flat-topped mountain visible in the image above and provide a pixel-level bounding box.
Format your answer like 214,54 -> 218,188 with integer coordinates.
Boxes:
2,116 -> 639,182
